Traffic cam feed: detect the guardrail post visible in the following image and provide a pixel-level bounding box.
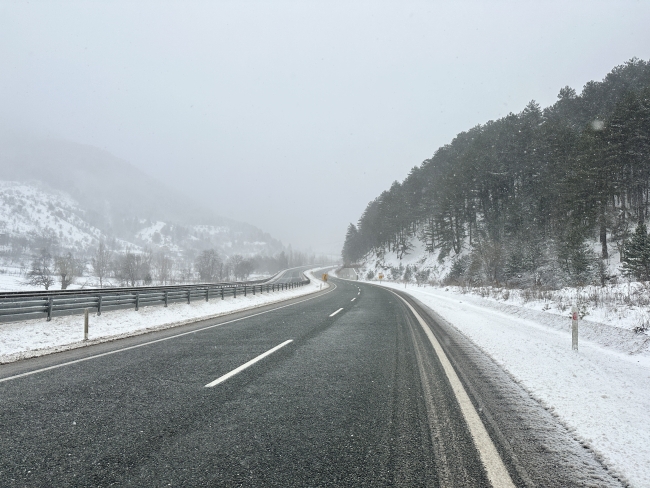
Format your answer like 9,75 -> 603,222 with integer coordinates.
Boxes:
234,286 -> 237,298
221,287 -> 224,300
84,309 -> 89,341
47,297 -> 53,321
187,289 -> 191,304
97,295 -> 102,316
135,292 -> 140,311
164,290 -> 168,307
244,285 -> 247,297
253,285 -> 255,295
206,288 -> 209,302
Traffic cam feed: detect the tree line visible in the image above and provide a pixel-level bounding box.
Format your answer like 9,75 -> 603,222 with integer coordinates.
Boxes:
23,244 -> 329,290
343,59 -> 650,287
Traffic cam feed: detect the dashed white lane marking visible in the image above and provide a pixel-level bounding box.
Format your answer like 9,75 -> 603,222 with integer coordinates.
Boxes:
205,340 -> 293,388
351,298 -> 356,302
391,291 -> 516,488
329,308 -> 344,317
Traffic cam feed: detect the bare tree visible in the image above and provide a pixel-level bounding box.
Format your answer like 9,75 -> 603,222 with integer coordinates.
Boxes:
118,252 -> 139,287
91,241 -> 112,288
141,248 -> 153,285
195,249 -> 222,282
226,254 -> 244,280
54,252 -> 82,290
177,260 -> 194,284
154,250 -> 174,285
25,249 -> 55,290
236,257 -> 255,281
227,254 -> 255,281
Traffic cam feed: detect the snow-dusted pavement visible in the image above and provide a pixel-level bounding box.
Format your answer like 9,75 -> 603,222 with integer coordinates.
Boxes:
377,282 -> 650,487
0,271 -> 327,364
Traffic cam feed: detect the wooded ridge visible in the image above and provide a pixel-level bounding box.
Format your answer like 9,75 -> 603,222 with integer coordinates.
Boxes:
343,59 -> 650,287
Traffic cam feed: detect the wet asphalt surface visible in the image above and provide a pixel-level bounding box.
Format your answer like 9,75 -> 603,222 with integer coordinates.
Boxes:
0,277 -> 623,487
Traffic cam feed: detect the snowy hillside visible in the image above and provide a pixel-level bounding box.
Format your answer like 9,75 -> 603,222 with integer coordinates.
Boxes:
0,179 -> 283,258
0,181 -> 104,252
0,133 -> 285,257
353,234 -> 650,337
135,220 -> 278,256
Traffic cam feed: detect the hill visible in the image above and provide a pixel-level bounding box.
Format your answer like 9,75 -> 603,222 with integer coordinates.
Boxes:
343,58 -> 650,288
0,133 -> 282,253
0,134 -> 292,289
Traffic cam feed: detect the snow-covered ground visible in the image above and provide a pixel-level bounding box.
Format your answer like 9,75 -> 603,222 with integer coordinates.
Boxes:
0,269 -> 328,364
373,281 -> 650,487
0,268 -> 27,292
434,283 -> 650,337
0,264 -> 104,291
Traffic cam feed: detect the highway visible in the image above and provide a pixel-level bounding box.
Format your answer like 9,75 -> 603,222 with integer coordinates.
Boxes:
268,266 -> 314,284
0,277 -> 621,487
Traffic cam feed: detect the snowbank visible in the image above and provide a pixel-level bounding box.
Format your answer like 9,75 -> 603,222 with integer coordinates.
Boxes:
376,282 -> 650,487
0,269 -> 328,364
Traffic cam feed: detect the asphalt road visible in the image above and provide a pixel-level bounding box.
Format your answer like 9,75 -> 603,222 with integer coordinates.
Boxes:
0,277 -> 622,487
269,266 -> 314,284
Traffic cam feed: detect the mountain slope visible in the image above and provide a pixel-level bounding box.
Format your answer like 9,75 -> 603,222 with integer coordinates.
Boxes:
0,133 -> 284,258
343,58 -> 650,288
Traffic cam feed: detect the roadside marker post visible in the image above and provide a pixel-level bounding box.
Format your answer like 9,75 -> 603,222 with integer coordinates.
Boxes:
84,309 -> 89,341
571,306 -> 578,351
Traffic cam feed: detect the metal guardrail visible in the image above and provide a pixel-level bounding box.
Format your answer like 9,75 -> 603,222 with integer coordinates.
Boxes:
0,275 -> 310,323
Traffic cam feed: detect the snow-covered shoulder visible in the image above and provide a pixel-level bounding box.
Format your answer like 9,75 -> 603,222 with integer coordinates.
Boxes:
376,281 -> 650,488
0,268 -> 328,364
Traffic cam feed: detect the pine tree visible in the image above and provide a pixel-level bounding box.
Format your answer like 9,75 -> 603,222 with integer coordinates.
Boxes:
342,223 -> 361,264
622,222 -> 650,280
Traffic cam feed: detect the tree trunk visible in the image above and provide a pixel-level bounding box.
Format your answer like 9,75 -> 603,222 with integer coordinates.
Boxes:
600,222 -> 608,259
600,203 -> 608,259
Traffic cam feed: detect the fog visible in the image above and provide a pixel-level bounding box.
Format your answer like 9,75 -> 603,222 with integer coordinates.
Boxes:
1,1 -> 649,254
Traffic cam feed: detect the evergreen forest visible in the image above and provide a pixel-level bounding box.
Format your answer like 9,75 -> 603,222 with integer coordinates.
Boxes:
342,59 -> 650,287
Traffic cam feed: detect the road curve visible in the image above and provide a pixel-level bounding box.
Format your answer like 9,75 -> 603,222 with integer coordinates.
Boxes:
0,278 -> 621,486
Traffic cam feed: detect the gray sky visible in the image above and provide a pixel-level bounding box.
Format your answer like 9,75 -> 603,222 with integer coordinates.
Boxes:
1,1 -> 649,254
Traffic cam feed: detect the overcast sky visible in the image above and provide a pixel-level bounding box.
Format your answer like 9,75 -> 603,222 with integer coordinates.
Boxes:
1,1 -> 649,255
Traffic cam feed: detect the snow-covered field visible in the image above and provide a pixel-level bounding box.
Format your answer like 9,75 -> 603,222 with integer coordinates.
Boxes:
0,269 -> 328,364
0,268 -> 26,292
374,281 -> 650,487
0,264 -> 103,291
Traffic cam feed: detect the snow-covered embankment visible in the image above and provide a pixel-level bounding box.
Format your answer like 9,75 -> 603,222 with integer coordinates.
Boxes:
0,269 -> 328,364
377,282 -> 650,487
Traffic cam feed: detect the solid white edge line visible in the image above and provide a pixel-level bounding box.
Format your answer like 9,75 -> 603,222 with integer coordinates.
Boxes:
329,308 -> 344,317
0,282 -> 337,384
390,291 -> 516,488
205,340 -> 293,388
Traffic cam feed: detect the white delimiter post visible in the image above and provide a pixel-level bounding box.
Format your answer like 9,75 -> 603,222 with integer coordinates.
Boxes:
571,306 -> 578,351
84,309 -> 89,341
